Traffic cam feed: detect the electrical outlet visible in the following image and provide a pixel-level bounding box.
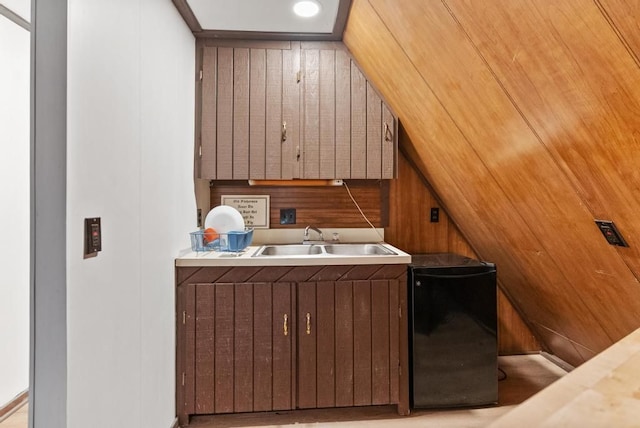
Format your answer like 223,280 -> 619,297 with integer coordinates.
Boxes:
595,220 -> 628,247
430,207 -> 440,223
280,208 -> 296,225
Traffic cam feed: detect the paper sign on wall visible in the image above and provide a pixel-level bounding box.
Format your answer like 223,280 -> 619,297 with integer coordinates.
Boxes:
221,195 -> 270,229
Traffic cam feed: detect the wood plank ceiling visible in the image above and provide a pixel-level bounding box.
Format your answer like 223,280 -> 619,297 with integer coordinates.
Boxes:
343,0 -> 640,367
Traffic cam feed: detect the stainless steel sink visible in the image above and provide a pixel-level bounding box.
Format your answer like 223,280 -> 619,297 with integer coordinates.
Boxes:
253,244 -> 324,256
323,244 -> 396,256
252,243 -> 396,257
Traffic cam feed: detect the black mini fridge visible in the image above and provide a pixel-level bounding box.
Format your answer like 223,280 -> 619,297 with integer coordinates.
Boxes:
408,253 -> 498,409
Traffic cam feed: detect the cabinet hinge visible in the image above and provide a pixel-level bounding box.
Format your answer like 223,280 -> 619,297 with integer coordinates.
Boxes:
199,70 -> 203,81
182,310 -> 186,324
296,70 -> 301,83
182,372 -> 186,386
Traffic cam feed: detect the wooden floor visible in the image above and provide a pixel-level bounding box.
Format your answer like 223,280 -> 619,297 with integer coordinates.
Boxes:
0,354 -> 567,428
0,401 -> 27,428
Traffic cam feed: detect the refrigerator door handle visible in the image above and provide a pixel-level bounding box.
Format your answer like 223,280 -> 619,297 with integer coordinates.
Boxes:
417,271 -> 495,280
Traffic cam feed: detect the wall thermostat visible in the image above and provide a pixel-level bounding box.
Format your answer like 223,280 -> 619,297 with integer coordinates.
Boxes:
84,217 -> 102,255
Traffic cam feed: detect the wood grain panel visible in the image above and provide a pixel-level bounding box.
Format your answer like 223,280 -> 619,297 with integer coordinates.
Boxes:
388,279 -> 400,403
344,0 -> 640,365
319,50 -> 336,178
233,48 -> 250,179
176,266 -> 202,287
335,281 -> 354,407
233,283 -> 253,412
351,0 -> 593,350
353,280 -> 372,406
253,283 -> 273,412
177,267 -> 229,287
214,284 -> 234,413
272,283 -> 293,410
303,49 -> 320,178
282,42 -> 301,179
308,265 -> 353,282
297,282 -> 317,409
442,0 -> 640,343
350,63 -> 367,178
387,148 -> 539,355
316,281 -> 336,408
371,280 -> 390,404
210,181 -> 384,229
245,266 -> 293,283
250,49 -> 266,179
195,284 -> 215,413
335,50 -> 352,178
177,284 -> 196,425
216,47 -> 233,179
216,266 -> 263,283
598,1 -> 640,67
200,47 -> 217,179
366,83 -> 382,179
266,49 -> 283,179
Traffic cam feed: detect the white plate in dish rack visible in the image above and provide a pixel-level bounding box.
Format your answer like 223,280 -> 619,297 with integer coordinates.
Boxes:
204,205 -> 245,233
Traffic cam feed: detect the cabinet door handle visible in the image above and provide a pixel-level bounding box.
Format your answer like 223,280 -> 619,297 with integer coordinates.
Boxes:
305,312 -> 311,335
384,122 -> 393,142
282,121 -> 287,142
283,314 -> 289,336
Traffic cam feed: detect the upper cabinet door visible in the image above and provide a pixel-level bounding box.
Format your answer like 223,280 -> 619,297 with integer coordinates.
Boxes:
199,42 -> 300,180
299,43 -> 397,179
198,41 -> 397,180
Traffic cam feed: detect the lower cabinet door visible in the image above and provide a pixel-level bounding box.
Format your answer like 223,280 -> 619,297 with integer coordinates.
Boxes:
296,280 -> 400,409
181,282 -> 295,416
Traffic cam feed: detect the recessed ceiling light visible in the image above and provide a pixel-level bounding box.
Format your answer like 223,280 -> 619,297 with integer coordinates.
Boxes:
293,0 -> 321,18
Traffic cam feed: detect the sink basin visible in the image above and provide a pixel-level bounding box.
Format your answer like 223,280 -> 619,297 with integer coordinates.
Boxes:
324,244 -> 396,256
253,244 -> 323,256
252,243 -> 396,257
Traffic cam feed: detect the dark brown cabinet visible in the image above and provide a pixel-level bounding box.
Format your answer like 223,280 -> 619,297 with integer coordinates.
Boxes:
176,281 -> 294,419
176,265 -> 408,426
196,40 -> 398,181
296,280 -> 400,409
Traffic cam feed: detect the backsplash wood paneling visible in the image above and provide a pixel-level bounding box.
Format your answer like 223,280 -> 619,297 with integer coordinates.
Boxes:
210,180 -> 384,229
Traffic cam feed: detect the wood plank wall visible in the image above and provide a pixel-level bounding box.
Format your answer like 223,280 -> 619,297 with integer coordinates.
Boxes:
343,0 -> 640,367
387,128 -> 539,354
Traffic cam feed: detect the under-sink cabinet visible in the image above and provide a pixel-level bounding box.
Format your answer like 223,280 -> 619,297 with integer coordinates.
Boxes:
176,264 -> 409,426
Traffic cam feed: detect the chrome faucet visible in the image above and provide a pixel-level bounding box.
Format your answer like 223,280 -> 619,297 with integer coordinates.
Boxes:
303,225 -> 324,243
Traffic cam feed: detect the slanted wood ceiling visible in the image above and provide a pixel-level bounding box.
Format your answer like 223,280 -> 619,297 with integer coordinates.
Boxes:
343,0 -> 640,367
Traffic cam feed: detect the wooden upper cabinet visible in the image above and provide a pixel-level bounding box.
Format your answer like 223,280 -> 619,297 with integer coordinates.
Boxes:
197,41 -> 397,180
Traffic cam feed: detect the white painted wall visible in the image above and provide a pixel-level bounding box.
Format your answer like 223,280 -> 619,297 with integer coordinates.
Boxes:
0,6 -> 30,409
66,0 -> 195,426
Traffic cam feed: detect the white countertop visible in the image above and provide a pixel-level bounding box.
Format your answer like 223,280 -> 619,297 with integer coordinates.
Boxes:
175,243 -> 411,267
